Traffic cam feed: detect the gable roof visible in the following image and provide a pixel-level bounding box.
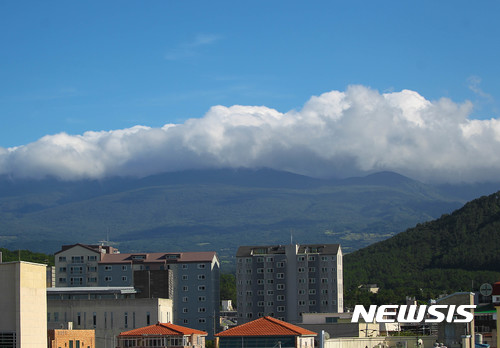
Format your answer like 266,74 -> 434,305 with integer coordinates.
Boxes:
100,251 -> 217,264
215,317 -> 317,337
118,322 -> 207,337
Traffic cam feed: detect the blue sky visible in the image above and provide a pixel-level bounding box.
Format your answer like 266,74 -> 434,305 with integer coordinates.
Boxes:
1,1 -> 498,148
1,1 -> 499,183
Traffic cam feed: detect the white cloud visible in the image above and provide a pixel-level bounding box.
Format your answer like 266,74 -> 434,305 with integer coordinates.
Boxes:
2,85 -> 500,183
165,33 -> 222,60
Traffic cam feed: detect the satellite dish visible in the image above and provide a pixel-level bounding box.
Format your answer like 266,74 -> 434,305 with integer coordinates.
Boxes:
480,283 -> 493,296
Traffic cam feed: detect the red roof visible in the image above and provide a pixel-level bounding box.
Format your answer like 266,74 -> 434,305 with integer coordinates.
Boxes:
119,322 -> 207,337
215,317 -> 317,337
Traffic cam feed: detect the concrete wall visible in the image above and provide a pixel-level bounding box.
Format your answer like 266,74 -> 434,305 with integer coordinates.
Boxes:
47,298 -> 173,348
0,261 -> 47,348
324,335 -> 437,348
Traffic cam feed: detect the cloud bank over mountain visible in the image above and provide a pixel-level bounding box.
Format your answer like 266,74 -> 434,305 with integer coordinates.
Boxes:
1,85 -> 499,183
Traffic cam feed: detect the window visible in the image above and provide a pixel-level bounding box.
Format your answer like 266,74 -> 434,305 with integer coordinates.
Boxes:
198,285 -> 206,291
309,278 -> 316,284
266,268 -> 273,273
258,301 -> 264,307
309,289 -> 316,294
246,258 -> 252,263
278,306 -> 285,312
321,289 -> 328,294
246,313 -> 253,318
198,307 -> 206,313
88,277 -> 97,283
198,296 -> 206,302
257,290 -> 264,295
246,280 -> 252,285
197,264 -> 206,269
298,278 -> 306,284
298,267 -> 305,273
277,273 -> 284,279
88,255 -> 97,261
105,276 -> 112,282
183,319 -> 189,324
309,300 -> 316,305
298,256 -> 305,261
58,256 -> 66,262
182,275 -> 188,280
93,312 -> 97,328
298,289 -> 305,295
321,278 -> 328,283
198,274 -> 206,280
121,265 -> 127,271
257,257 -> 264,263
267,290 -> 274,295
59,277 -> 66,283
308,256 -> 316,261
266,257 -> 274,262
298,301 -> 306,306
266,279 -> 274,284
198,318 -> 206,323
124,312 -> 128,328
70,277 -> 83,285
277,284 -> 285,290
104,265 -> 112,271
183,308 -> 188,313
277,262 -> 285,268
182,297 -> 188,302
71,256 -> 84,263
122,276 -> 127,281
146,312 -> 150,325
309,267 -> 316,272
54,312 -> 59,322
59,267 -> 66,272
246,269 -> 252,274
87,266 -> 97,272
257,268 -> 264,273
257,279 -> 264,285
266,301 -> 274,306
77,312 -> 81,326
326,317 -> 337,323
182,264 -> 188,269
322,300 -> 328,305
48,312 -> 50,322
183,286 -> 188,291
246,291 -> 252,296
321,256 -> 328,261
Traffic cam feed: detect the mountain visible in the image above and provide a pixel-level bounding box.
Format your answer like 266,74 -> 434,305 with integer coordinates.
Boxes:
344,190 -> 500,307
0,168 -> 498,269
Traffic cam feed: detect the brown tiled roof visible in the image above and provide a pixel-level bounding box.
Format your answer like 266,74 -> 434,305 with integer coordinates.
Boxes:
119,322 -> 207,337
215,317 -> 317,337
99,251 -> 217,264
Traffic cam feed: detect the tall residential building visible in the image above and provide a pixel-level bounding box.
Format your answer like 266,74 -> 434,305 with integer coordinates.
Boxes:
236,244 -> 343,324
98,251 -> 220,338
0,261 -> 47,348
54,244 -> 120,287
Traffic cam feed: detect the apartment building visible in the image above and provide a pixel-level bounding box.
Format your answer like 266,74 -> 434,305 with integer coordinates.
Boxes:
236,244 -> 343,324
98,251 -> 220,338
54,244 -> 120,287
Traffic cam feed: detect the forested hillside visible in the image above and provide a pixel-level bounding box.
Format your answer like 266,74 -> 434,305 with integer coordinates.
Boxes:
0,247 -> 54,266
344,191 -> 500,307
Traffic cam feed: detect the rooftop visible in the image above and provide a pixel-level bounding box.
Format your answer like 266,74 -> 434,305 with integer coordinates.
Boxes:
119,322 -> 207,337
99,251 -> 217,264
236,244 -> 340,257
215,316 -> 317,337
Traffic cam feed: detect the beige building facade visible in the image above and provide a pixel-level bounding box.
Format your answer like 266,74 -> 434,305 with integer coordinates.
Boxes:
0,261 -> 47,348
47,298 -> 173,348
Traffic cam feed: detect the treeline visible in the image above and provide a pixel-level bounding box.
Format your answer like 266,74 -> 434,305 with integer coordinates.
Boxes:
344,191 -> 500,308
0,247 -> 55,266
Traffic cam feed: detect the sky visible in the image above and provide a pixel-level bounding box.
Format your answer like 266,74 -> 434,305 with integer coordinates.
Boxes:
1,1 -> 500,183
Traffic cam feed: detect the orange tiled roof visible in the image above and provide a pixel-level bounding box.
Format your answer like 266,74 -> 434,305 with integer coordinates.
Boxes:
215,317 -> 317,337
119,322 -> 207,337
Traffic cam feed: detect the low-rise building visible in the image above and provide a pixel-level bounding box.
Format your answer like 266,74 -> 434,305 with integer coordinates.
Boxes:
47,297 -> 173,348
116,322 -> 207,348
48,329 -> 95,348
215,316 -> 317,348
